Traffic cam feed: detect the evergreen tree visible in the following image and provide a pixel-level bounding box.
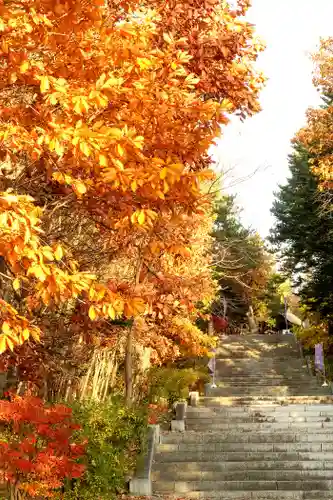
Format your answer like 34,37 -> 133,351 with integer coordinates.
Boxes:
270,133 -> 333,323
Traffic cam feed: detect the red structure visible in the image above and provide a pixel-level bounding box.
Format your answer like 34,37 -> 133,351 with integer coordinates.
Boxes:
212,315 -> 228,332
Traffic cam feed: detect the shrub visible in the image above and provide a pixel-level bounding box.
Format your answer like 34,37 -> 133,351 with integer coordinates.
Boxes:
294,324 -> 331,352
0,394 -> 85,499
147,367 -> 210,405
64,396 -> 147,500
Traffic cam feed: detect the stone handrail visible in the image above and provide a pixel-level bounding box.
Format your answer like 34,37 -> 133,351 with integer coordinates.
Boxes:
171,400 -> 187,431
129,424 -> 160,496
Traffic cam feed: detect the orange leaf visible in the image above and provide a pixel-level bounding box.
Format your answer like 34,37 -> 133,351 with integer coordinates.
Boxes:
6,336 -> 14,351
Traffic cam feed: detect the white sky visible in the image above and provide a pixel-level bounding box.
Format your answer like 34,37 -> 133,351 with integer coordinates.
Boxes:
214,0 -> 333,238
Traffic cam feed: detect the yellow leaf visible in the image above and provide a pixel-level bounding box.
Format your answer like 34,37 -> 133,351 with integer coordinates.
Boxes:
30,328 -> 40,341
2,322 -> 11,334
130,212 -> 137,224
137,57 -> 152,70
102,77 -> 121,89
22,328 -> 30,341
73,96 -> 89,114
112,158 -> 124,170
96,73 -> 106,90
108,305 -> 116,320
138,211 -> 145,225
28,265 -> 47,281
13,278 -> 20,291
80,142 -> 91,157
89,305 -> 97,321
43,248 -> 54,261
99,154 -> 108,167
75,181 -> 87,195
133,136 -> 144,149
117,144 -> 125,157
108,128 -> 123,139
160,167 -> 168,180
48,94 -> 58,105
54,245 -> 63,261
20,61 -> 30,74
40,76 -> 50,93
0,336 -> 6,354
54,139 -> 64,156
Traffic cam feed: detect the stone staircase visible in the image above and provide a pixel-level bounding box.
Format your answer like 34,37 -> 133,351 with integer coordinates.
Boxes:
152,334 -> 333,499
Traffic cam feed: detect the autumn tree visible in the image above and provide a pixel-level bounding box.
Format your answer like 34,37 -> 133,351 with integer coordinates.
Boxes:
0,0 -> 265,402
296,39 -> 333,188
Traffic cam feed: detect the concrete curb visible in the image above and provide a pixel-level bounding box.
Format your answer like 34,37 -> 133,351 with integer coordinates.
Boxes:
129,424 -> 160,496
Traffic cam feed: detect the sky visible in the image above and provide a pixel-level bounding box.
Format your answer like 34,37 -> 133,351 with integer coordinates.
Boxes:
214,0 -> 333,238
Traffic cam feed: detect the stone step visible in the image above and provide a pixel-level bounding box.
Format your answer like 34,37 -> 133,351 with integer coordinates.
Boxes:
214,375 -> 313,380
215,359 -> 304,365
201,396 -> 333,406
185,421 -> 333,431
214,375 -> 315,380
219,334 -> 294,341
152,335 -> 333,500
192,403 -> 333,413
152,479 -> 333,492
186,410 -> 333,421
218,335 -> 296,344
205,388 -> 328,397
213,380 -> 319,386
215,367 -> 308,371
153,460 -> 332,471
154,451 -> 333,463
216,354 -> 301,360
158,443 -> 333,453
153,468 -> 333,482
215,364 -> 307,370
214,381 -> 320,386
185,418 -> 333,426
161,431 -> 333,444
216,353 -> 301,360
156,491 -> 333,499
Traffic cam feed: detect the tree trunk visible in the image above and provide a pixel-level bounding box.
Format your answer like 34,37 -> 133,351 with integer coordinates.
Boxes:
247,306 -> 258,334
124,256 -> 143,405
328,320 -> 333,336
125,325 -> 133,406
